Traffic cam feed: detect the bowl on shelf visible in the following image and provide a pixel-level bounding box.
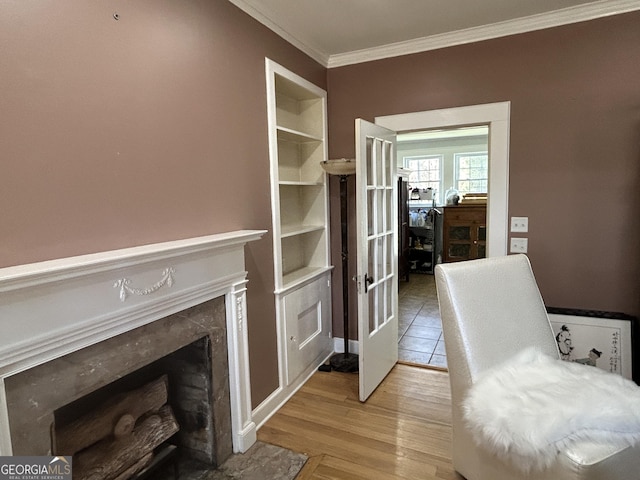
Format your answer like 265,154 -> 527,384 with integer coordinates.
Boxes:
320,158 -> 356,176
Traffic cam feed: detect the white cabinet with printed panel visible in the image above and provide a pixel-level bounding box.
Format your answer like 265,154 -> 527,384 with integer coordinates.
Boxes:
265,59 -> 332,388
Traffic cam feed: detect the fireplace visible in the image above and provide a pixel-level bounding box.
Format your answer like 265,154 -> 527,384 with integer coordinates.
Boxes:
7,298 -> 230,467
0,231 -> 265,457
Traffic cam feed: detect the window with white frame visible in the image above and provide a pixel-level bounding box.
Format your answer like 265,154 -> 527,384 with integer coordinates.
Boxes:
404,155 -> 442,203
455,152 -> 488,195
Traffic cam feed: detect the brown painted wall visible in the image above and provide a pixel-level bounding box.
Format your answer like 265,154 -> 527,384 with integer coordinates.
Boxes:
327,12 -> 640,320
0,0 -> 325,407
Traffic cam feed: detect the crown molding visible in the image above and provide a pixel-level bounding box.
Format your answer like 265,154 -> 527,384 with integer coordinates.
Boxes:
230,0 -> 640,69
227,0 -> 329,66
327,0 -> 640,68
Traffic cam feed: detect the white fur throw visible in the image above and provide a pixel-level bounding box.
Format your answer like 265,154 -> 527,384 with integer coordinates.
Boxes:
463,347 -> 640,472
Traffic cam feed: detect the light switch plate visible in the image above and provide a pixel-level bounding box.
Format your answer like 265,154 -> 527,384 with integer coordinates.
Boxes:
510,216 -> 529,233
510,237 -> 528,253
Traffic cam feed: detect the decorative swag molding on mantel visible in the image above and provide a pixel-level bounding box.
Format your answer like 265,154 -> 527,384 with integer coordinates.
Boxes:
0,230 -> 266,456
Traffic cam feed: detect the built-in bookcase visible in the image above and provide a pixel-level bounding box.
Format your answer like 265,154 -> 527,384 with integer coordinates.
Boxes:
268,69 -> 329,290
265,59 -> 332,388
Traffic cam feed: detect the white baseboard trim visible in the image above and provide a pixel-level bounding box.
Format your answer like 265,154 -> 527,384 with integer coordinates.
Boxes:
332,337 -> 359,354
252,338 -> 359,431
234,421 -> 257,453
252,350 -> 333,430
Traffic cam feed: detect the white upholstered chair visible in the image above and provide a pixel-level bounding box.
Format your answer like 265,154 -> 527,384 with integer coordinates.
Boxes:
434,254 -> 640,480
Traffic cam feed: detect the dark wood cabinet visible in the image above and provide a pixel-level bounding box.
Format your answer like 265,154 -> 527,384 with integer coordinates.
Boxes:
443,205 -> 486,262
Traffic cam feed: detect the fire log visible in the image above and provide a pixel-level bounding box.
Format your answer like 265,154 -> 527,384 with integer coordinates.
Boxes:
54,375 -> 169,455
111,452 -> 153,480
113,414 -> 136,438
73,404 -> 179,480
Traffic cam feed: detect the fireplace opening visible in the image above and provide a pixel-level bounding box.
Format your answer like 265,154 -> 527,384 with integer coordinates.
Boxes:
51,337 -> 218,479
54,374 -> 179,479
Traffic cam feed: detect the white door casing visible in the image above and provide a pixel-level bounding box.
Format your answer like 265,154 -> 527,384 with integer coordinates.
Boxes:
376,102 -> 510,258
355,119 -> 398,402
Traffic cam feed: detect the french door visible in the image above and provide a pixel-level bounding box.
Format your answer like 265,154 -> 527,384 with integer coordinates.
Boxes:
355,119 -> 398,402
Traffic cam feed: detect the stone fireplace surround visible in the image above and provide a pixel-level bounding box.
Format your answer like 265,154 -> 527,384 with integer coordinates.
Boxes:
0,230 -> 265,457
9,299 -> 230,464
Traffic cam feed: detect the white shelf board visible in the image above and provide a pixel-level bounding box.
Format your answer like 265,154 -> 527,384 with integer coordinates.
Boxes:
276,126 -> 322,143
280,224 -> 325,238
279,265 -> 333,294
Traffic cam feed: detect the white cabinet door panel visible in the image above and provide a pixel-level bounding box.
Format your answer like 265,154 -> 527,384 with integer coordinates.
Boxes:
283,274 -> 332,384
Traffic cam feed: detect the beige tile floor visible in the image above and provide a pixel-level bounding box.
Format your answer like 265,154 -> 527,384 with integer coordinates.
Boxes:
398,273 -> 447,368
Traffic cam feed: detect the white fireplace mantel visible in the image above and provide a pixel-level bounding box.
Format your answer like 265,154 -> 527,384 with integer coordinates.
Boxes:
0,230 -> 266,455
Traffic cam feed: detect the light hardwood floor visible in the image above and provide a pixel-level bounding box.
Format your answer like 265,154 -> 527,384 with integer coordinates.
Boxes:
257,364 -> 462,480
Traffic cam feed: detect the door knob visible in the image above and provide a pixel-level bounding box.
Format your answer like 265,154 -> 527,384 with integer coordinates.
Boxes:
364,274 -> 374,293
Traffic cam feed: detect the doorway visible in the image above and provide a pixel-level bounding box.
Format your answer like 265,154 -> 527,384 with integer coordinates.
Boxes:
376,102 -> 510,369
397,125 -> 489,367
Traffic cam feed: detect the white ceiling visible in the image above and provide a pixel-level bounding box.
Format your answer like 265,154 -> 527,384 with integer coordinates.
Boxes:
229,0 -> 640,67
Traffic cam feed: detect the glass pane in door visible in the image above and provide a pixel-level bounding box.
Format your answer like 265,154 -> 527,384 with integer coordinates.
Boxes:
368,284 -> 377,335
366,137 -> 374,186
384,278 -> 392,322
376,236 -> 384,279
384,189 -> 392,232
385,235 -> 392,276
367,189 -> 375,235
377,282 -> 385,327
368,238 -> 376,281
384,141 -> 392,187
375,139 -> 383,187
